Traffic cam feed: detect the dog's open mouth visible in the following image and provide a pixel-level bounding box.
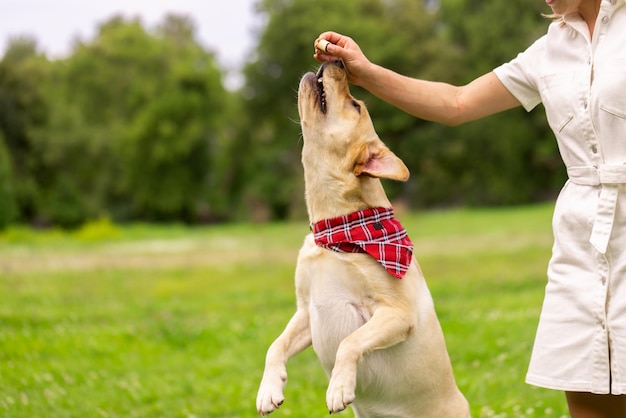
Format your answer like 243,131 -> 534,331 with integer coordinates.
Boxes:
316,66 -> 327,114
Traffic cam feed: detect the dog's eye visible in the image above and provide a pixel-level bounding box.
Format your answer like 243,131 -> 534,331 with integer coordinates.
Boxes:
351,100 -> 361,113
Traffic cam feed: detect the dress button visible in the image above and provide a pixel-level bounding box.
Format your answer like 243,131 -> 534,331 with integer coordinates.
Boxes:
602,16 -> 609,24
591,144 -> 598,153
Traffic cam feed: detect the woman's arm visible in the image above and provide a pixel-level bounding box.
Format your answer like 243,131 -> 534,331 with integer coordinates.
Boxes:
314,32 -> 521,126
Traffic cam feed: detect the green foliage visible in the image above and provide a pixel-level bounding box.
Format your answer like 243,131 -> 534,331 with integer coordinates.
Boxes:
439,0 -> 549,76
1,14 -> 231,227
62,15 -> 229,222
66,17 -> 165,125
0,205 -> 570,417
0,132 -> 17,228
73,217 -> 121,241
404,0 -> 566,206
0,46 -> 48,222
124,68 -> 221,221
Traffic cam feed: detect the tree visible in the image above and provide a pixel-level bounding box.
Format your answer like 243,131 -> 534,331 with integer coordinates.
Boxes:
124,67 -> 223,221
414,0 -> 565,206
122,14 -> 228,221
0,131 -> 17,228
0,38 -> 48,222
44,14 -> 230,223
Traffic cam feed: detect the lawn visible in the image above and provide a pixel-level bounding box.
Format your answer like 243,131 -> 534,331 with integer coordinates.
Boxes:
0,204 -> 570,417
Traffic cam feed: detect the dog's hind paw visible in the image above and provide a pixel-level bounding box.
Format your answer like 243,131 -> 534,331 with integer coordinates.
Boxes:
325,374 -> 356,414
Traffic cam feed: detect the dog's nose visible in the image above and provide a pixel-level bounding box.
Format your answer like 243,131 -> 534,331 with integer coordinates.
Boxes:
327,59 -> 344,70
319,59 -> 344,76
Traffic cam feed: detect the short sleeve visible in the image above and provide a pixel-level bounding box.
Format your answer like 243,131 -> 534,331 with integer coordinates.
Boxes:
493,36 -> 546,112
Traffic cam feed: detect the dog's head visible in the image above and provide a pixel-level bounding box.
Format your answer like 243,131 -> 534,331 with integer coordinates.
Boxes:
298,60 -> 409,221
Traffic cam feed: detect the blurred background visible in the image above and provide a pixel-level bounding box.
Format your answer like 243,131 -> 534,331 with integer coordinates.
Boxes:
0,0 -> 566,230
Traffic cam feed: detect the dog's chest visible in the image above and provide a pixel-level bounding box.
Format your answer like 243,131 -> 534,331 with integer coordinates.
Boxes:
298,248 -> 378,368
307,252 -> 376,322
309,283 -> 373,371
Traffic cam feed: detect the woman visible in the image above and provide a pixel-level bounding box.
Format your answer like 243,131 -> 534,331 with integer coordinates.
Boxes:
313,0 -> 626,417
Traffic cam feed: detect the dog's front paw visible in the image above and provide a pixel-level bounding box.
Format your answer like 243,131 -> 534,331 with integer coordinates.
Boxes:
326,371 -> 356,414
256,369 -> 287,416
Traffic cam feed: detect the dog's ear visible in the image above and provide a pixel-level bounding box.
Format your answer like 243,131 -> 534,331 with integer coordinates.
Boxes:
354,143 -> 410,181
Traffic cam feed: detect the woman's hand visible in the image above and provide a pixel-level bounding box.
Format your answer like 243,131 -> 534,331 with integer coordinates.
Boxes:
313,31 -> 373,87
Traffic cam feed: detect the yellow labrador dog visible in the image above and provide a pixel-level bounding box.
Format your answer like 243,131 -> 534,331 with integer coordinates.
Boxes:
256,60 -> 469,418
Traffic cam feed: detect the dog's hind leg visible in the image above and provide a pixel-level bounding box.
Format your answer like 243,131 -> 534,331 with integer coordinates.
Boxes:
325,304 -> 413,414
256,309 -> 312,416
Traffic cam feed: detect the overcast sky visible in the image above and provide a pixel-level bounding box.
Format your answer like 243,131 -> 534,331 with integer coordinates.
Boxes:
0,0 -> 261,89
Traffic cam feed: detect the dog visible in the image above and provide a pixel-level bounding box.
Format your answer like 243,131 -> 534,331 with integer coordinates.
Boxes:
256,60 -> 470,417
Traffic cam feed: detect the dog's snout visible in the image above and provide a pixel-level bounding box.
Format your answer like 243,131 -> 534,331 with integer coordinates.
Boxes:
300,60 -> 349,117
317,59 -> 345,77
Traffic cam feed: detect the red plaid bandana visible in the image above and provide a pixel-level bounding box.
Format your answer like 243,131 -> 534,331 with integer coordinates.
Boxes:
312,207 -> 414,279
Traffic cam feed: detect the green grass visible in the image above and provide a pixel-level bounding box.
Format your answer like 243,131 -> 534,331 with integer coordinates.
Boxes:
0,204 -> 570,417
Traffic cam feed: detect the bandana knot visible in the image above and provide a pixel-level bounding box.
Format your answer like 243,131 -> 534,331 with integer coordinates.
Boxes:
311,207 -> 414,279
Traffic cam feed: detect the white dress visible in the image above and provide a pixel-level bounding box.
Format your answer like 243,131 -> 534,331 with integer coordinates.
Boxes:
493,0 -> 626,394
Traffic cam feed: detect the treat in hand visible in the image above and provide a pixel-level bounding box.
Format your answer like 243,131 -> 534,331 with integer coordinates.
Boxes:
316,39 -> 332,53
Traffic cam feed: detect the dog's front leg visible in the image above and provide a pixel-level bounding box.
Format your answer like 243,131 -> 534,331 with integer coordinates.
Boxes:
256,308 -> 312,416
326,305 -> 413,414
